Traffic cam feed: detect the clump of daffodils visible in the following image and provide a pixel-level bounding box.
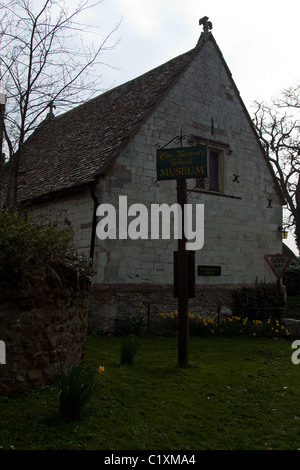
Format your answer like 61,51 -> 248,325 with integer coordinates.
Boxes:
158,312 -> 290,338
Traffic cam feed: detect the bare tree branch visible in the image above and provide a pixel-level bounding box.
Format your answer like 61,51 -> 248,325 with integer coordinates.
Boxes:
0,0 -> 120,209
252,85 -> 300,253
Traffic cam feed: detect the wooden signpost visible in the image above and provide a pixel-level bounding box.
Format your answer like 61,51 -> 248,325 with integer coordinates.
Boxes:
156,138 -> 207,367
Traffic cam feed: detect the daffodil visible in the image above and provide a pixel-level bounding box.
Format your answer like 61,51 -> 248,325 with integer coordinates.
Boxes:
98,365 -> 105,374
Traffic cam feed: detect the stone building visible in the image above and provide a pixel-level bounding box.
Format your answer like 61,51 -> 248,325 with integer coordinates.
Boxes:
1,22 -> 285,331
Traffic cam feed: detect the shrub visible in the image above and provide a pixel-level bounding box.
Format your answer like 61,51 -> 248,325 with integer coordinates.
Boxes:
231,281 -> 285,322
114,310 -> 144,336
0,209 -> 93,287
283,259 -> 300,296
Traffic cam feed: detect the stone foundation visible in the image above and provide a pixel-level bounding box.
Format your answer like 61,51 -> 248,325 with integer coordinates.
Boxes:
0,270 -> 90,396
88,283 -> 238,333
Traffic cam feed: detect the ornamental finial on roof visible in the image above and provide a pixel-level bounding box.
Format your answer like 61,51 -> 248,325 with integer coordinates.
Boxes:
46,100 -> 56,119
199,16 -> 212,34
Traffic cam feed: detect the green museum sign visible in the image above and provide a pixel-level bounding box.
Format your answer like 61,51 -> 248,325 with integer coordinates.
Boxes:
156,145 -> 207,181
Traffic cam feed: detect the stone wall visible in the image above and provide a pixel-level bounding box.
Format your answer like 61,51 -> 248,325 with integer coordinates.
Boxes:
88,282 -> 238,333
0,269 -> 90,396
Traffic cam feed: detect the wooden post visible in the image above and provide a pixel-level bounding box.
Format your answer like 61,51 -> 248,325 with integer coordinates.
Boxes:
177,178 -> 189,367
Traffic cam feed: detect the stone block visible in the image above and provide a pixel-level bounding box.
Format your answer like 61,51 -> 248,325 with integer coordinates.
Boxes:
283,318 -> 300,338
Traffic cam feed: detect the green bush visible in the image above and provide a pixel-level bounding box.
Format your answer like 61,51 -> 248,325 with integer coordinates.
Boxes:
283,259 -> 300,296
231,281 -> 285,321
114,310 -> 144,336
0,209 -> 93,287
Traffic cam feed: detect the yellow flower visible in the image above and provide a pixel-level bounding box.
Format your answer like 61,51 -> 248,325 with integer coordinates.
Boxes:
98,365 -> 105,374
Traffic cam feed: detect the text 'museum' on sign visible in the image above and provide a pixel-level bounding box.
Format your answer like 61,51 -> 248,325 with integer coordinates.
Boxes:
156,145 -> 207,181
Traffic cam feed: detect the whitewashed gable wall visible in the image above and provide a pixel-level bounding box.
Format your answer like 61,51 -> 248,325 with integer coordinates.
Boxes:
92,38 -> 282,287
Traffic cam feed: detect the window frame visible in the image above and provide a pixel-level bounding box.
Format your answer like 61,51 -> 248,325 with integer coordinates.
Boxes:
189,137 -> 230,195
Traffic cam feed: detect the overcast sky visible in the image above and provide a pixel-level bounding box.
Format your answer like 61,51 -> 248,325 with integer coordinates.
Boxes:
79,0 -> 300,254
93,0 -> 299,109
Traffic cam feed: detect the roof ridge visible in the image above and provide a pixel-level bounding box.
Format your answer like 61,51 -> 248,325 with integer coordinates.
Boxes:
44,43 -> 201,125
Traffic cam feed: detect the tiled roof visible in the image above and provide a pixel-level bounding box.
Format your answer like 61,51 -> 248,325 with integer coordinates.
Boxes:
0,41 -> 199,203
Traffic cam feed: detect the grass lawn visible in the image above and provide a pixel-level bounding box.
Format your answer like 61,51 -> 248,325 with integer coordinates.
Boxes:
0,334 -> 299,451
